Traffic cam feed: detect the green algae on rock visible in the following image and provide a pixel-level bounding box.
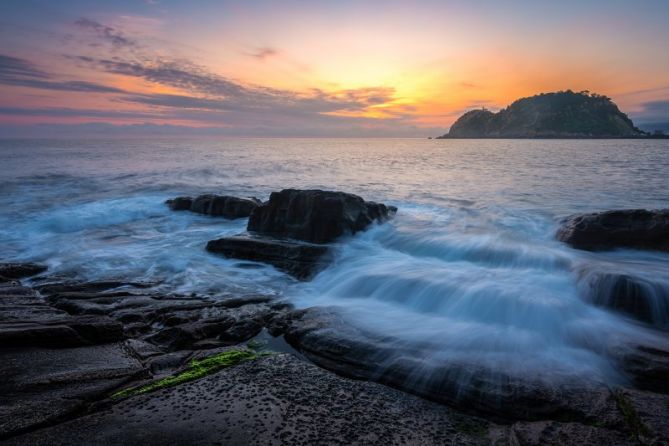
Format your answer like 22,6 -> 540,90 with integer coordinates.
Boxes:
112,349 -> 263,398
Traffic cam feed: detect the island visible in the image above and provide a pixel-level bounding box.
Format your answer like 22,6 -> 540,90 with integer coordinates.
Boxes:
437,90 -> 667,138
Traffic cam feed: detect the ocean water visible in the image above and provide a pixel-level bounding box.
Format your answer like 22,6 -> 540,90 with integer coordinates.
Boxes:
1,138 -> 668,386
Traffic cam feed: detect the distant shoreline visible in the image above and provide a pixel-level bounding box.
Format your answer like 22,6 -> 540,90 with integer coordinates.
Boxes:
435,135 -> 669,140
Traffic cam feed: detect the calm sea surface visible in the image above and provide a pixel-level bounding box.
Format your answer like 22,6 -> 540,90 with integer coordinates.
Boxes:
1,138 -> 668,384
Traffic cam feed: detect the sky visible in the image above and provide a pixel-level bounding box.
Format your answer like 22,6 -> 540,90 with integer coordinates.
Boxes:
1,0 -> 668,137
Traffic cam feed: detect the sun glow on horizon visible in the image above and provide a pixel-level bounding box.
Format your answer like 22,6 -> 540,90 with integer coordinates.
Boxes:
0,0 -> 668,136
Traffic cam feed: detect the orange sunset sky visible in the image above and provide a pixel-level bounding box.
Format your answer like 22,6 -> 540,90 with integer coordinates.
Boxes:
1,0 -> 668,137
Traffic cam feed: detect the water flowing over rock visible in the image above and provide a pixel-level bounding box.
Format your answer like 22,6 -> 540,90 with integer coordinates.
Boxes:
206,235 -> 330,280
269,307 -> 627,423
247,189 -> 397,244
166,194 -> 260,219
576,263 -> 669,329
556,209 -> 669,252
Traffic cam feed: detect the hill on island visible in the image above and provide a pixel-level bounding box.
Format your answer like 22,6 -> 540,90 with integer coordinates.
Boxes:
439,90 -> 646,138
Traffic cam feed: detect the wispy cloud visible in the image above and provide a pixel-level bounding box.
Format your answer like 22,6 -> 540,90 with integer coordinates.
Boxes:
0,54 -> 126,93
0,54 -> 48,80
0,18 -> 432,136
249,47 -> 278,61
73,18 -> 137,49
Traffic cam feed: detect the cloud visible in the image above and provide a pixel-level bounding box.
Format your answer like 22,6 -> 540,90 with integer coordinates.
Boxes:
91,58 -> 247,97
249,47 -> 278,60
73,18 -> 137,49
0,18 -> 440,137
631,100 -> 669,126
0,54 -> 48,80
0,106 -> 163,119
0,54 -> 126,93
80,56 -> 396,115
639,100 -> 669,116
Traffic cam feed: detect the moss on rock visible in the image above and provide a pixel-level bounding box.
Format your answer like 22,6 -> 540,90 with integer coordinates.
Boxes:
112,349 -> 262,399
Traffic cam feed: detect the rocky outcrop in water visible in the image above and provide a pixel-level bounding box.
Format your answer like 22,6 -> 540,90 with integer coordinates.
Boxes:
557,209 -> 669,252
166,194 -> 260,219
206,235 -> 330,280
248,189 -> 397,244
207,189 -> 397,279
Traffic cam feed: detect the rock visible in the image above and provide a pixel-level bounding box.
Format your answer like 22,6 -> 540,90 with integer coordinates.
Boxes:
575,263 -> 669,329
557,209 -> 669,252
616,388 -> 669,443
34,279 -> 155,295
165,196 -> 192,211
145,317 -> 235,350
166,194 -> 259,219
269,307 -> 624,424
507,420 -> 631,445
42,282 -> 281,351
2,354 -> 500,445
617,344 -> 669,394
206,235 -> 330,279
0,343 -> 144,438
0,262 -> 47,280
0,282 -> 125,347
247,189 -> 397,244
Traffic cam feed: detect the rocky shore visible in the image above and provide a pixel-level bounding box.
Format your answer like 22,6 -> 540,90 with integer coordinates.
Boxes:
2,191 -> 668,445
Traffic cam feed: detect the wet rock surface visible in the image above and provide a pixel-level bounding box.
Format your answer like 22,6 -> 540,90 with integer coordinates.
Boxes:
575,262 -> 669,329
0,343 -> 144,438
2,272 -> 669,444
166,194 -> 260,219
0,354 -> 636,446
4,354 -> 495,446
247,189 -> 397,244
270,307 -> 631,423
0,262 -> 47,281
205,189 -> 396,278
206,235 -> 330,280
557,209 -> 669,252
0,282 -> 124,347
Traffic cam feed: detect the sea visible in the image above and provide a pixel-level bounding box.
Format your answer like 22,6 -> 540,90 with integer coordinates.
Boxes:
1,138 -> 668,385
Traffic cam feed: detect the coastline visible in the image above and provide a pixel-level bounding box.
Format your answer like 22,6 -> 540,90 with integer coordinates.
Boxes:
2,193 -> 669,444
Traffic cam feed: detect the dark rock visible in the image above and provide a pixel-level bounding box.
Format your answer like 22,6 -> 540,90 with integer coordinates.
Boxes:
270,307 -> 625,424
2,354 -> 501,445
206,235 -> 330,279
616,388 -> 669,443
124,339 -> 164,360
145,317 -> 234,350
191,194 -> 259,218
247,189 -> 397,244
0,343 -> 144,438
167,194 -> 259,219
165,196 -> 192,210
576,263 -> 669,329
557,209 -> 669,252
0,283 -> 125,347
617,344 -> 669,394
0,262 -> 47,280
34,279 -> 155,295
507,420 -> 631,445
43,281 -> 281,351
